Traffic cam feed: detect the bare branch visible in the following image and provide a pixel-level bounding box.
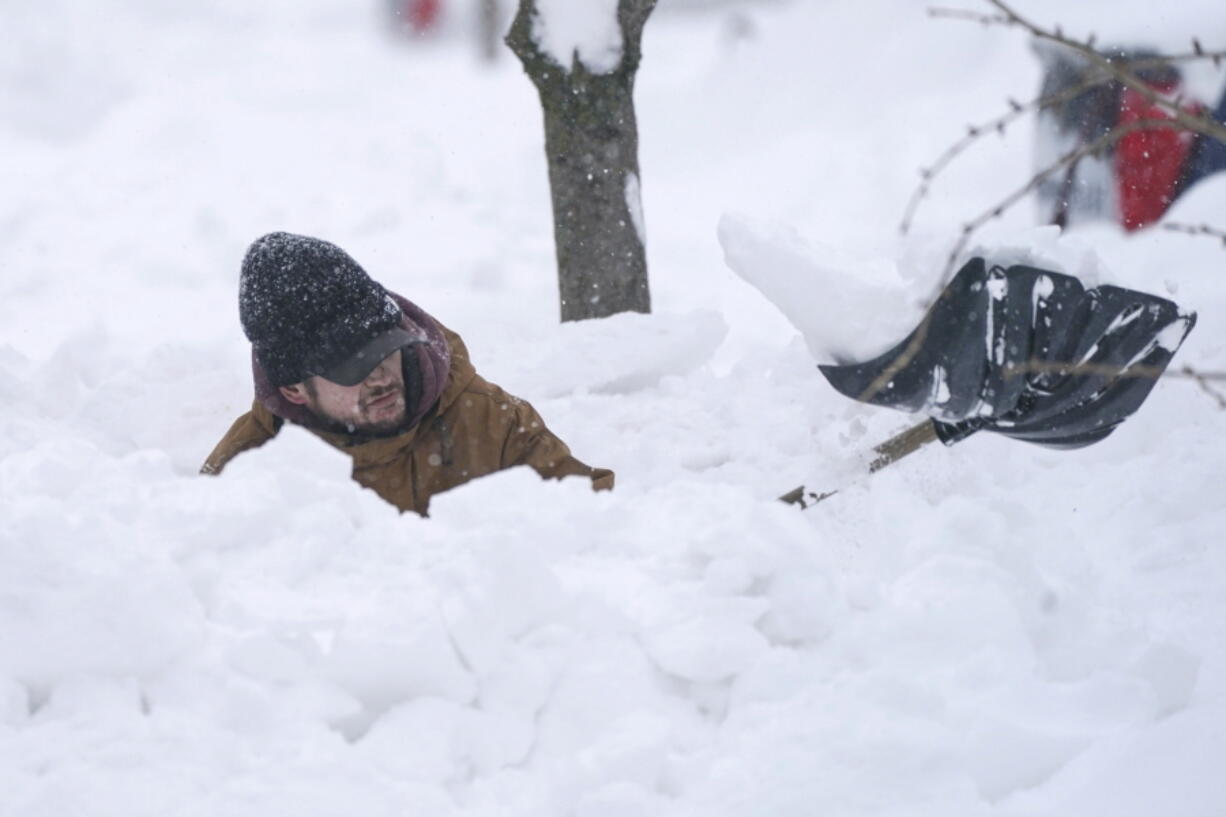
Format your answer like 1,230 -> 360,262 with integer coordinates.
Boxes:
1001,360 -> 1226,382
905,11 -> 1225,235
932,3 -> 1226,68
618,0 -> 659,74
938,117 -> 1181,284
506,0 -> 550,77
928,7 -> 1008,25
1183,365 -> 1226,408
1171,368 -> 1226,382
978,0 -> 1226,145
1161,222 -> 1226,246
620,0 -> 658,44
899,72 -> 1120,235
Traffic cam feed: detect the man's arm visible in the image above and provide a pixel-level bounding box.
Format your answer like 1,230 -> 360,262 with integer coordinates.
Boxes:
499,392 -> 614,491
200,403 -> 280,475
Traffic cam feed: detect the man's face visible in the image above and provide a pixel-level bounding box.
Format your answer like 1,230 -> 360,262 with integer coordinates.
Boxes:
279,349 -> 408,436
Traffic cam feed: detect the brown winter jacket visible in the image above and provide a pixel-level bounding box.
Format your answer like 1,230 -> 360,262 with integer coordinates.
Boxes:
201,325 -> 613,515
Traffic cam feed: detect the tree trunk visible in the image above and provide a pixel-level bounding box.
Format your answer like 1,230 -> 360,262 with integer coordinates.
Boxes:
507,0 -> 655,322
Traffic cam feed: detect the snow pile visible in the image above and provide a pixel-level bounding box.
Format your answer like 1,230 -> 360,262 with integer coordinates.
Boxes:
3,1 -> 1226,815
6,361 -> 1220,815
489,309 -> 728,398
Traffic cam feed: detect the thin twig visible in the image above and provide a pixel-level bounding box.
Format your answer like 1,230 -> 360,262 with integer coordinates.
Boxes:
1131,48 -> 1226,67
900,36 -> 1226,236
928,7 -> 1008,24
938,117 -> 1178,287
1169,368 -> 1226,382
976,0 -> 1226,145
1183,365 -> 1226,408
914,0 -> 1226,251
1161,222 -> 1226,246
930,7 -> 1226,66
900,73 -> 1115,235
1002,360 -> 1226,382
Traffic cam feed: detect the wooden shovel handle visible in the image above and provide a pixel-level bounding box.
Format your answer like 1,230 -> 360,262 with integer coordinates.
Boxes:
779,420 -> 939,509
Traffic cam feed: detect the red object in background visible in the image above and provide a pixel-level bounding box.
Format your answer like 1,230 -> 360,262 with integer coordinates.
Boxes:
1115,84 -> 1203,231
403,0 -> 440,32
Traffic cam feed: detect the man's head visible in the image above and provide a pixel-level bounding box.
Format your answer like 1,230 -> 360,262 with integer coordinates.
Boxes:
239,232 -> 419,435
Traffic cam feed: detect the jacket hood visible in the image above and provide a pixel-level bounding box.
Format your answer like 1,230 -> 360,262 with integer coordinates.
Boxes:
251,292 -> 453,432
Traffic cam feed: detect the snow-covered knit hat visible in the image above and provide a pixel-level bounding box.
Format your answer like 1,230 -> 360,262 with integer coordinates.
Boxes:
239,232 -> 404,387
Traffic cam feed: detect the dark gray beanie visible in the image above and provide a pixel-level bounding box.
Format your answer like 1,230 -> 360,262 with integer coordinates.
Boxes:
239,232 -> 403,387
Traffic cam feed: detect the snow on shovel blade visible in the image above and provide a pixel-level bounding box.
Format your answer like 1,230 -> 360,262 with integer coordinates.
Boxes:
818,257 -> 1196,448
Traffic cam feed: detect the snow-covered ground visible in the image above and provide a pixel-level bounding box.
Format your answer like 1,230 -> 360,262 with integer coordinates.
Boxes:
3,1 -> 1225,815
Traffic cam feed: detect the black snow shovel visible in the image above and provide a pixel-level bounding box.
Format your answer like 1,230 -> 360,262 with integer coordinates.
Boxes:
781,257 -> 1196,508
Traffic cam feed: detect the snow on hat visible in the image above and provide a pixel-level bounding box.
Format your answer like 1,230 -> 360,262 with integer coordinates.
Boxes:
239,232 -> 404,387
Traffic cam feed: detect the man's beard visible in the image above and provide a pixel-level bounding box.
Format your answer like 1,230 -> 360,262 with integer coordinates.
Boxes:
305,383 -> 410,438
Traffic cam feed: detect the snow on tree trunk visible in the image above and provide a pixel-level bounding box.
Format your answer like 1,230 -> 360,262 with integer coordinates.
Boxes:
507,0 -> 655,322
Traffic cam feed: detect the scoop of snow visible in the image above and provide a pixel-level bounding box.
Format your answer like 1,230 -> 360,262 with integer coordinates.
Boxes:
718,213 -> 920,364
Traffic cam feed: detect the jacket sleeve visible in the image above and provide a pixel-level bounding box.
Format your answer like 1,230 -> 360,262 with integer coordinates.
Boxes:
200,405 -> 280,475
500,395 -> 615,492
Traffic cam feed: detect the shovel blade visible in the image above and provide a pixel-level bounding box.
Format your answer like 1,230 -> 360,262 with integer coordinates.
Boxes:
818,258 -> 1195,448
